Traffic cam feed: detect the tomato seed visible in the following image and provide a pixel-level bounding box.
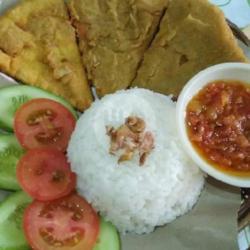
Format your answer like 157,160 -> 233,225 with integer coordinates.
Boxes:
51,170 -> 65,182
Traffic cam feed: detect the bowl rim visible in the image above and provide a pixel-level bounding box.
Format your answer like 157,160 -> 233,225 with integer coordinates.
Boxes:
176,62 -> 250,188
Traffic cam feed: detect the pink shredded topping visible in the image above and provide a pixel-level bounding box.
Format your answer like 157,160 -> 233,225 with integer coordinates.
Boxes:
106,116 -> 154,166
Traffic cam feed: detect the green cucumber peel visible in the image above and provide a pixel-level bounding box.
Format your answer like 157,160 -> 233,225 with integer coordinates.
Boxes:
0,85 -> 78,132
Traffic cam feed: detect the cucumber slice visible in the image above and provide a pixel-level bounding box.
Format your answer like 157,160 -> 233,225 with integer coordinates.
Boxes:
0,134 -> 24,190
0,85 -> 77,131
0,191 -> 32,250
93,218 -> 120,250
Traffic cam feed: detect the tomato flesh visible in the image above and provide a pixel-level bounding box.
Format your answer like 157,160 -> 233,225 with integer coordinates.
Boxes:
17,148 -> 76,201
24,194 -> 100,250
14,98 -> 76,152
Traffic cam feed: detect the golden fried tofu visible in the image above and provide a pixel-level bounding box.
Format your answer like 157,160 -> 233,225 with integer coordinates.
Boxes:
68,0 -> 168,97
132,0 -> 248,96
0,0 -> 93,111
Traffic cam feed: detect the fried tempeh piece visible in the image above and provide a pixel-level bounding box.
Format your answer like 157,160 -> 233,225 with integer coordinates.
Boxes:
68,0 -> 168,97
132,0 -> 248,96
0,0 -> 92,111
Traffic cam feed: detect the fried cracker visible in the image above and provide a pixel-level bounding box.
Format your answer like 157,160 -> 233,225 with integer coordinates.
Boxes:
0,0 -> 93,111
132,0 -> 248,96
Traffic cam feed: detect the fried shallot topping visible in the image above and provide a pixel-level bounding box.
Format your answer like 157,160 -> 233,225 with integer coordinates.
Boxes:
106,116 -> 154,166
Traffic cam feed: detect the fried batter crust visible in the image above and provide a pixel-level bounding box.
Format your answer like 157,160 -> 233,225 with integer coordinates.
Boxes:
132,0 -> 248,96
0,0 -> 93,111
68,0 -> 168,97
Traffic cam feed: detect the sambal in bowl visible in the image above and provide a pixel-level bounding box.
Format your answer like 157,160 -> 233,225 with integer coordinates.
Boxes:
177,63 -> 250,187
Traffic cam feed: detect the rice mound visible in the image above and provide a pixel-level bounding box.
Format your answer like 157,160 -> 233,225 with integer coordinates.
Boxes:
67,88 -> 204,234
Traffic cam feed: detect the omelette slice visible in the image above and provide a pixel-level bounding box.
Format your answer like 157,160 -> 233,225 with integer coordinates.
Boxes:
132,0 -> 248,96
68,0 -> 168,97
0,0 -> 92,111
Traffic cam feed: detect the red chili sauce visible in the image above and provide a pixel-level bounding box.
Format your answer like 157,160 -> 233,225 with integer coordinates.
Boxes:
186,80 -> 250,176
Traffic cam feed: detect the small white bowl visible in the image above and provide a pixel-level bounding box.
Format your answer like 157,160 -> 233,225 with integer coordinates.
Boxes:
176,63 -> 250,188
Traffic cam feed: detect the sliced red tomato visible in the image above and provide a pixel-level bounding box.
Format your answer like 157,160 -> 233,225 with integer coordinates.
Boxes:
14,98 -> 76,152
17,148 -> 76,201
24,194 -> 100,250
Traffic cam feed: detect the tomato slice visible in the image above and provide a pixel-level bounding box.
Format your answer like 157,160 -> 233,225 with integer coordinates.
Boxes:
24,194 -> 100,250
14,98 -> 76,152
17,148 -> 76,201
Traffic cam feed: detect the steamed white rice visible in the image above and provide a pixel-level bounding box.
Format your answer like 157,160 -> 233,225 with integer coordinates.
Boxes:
67,88 -> 204,234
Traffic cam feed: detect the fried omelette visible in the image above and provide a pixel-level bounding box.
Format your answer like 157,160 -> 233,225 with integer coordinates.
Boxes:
0,0 -> 93,111
132,0 -> 248,96
68,0 -> 168,97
